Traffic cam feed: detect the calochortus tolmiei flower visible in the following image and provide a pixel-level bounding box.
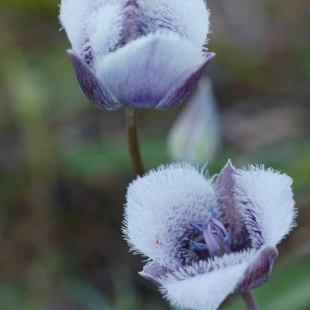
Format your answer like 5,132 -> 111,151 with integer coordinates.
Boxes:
123,160 -> 296,310
59,0 -> 214,110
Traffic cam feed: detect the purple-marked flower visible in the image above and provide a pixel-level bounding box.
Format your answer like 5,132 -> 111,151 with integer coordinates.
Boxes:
123,160 -> 296,310
59,0 -> 214,111
167,76 -> 221,164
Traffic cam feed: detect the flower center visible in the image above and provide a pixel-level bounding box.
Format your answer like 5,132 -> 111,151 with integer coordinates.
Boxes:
191,213 -> 231,258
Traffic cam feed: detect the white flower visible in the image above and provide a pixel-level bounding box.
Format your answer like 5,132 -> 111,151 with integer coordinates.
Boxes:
59,0 -> 214,110
123,160 -> 296,310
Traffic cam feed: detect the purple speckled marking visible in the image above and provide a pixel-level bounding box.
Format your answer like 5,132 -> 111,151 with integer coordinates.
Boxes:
68,50 -> 122,111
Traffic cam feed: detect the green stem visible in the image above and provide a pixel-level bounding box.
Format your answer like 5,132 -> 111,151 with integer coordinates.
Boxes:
240,290 -> 260,310
126,108 -> 144,177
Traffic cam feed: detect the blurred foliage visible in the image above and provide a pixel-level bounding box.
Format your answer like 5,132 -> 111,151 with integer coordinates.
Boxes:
0,0 -> 309,309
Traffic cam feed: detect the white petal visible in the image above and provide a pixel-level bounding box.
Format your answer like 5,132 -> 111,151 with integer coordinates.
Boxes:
163,248 -> 256,282
60,0 -> 123,62
163,268 -> 244,310
141,0 -> 210,49
233,166 -> 296,248
161,250 -> 255,310
97,33 -> 207,109
123,163 -> 216,269
60,0 -> 103,51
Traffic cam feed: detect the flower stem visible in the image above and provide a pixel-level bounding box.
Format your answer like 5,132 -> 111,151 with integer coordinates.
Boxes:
126,108 -> 144,177
240,290 -> 260,310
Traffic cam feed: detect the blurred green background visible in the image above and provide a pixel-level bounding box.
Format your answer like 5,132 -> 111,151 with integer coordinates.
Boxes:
0,0 -> 310,309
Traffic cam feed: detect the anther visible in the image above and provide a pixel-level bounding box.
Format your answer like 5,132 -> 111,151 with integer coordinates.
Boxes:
191,241 -> 208,251
223,232 -> 230,245
190,223 -> 204,235
210,206 -> 216,219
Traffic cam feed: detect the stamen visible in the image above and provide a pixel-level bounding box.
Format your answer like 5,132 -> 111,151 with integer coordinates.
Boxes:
190,216 -> 231,258
190,223 -> 204,235
191,241 -> 208,251
223,232 -> 231,245
136,19 -> 147,35
210,206 -> 216,218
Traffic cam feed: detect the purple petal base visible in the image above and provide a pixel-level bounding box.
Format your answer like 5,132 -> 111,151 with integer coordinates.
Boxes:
157,52 -> 215,110
139,262 -> 170,286
236,246 -> 278,292
68,50 -> 122,111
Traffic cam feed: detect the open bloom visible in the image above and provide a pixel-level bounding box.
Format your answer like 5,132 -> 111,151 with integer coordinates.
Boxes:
59,0 -> 214,110
123,160 -> 296,310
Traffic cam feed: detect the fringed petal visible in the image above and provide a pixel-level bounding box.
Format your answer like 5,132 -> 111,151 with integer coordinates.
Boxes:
60,0 -> 124,66
123,163 -> 216,269
162,266 -> 244,310
233,166 -> 296,248
161,250 -> 256,310
140,0 -> 210,49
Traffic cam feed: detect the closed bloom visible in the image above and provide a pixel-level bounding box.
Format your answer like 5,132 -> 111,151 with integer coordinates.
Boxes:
59,0 -> 214,111
123,160 -> 296,310
167,76 -> 221,164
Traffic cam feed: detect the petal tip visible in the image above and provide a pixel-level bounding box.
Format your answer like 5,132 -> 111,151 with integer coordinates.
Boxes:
218,159 -> 238,181
236,246 -> 278,292
204,52 -> 216,60
224,159 -> 237,172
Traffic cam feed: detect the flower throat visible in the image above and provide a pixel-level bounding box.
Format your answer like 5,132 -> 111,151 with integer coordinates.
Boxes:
191,208 -> 231,258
